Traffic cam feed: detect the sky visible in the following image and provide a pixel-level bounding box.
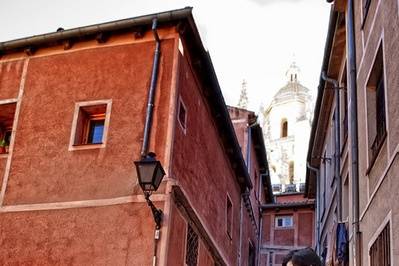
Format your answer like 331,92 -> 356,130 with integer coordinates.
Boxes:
0,0 -> 331,113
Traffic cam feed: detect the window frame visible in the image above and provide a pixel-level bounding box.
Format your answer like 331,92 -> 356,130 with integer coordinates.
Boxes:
69,99 -> 112,151
0,101 -> 17,155
185,223 -> 199,266
226,194 -> 233,239
369,220 -> 391,266
178,97 -> 187,134
281,119 -> 288,138
366,41 -> 386,173
275,215 -> 293,229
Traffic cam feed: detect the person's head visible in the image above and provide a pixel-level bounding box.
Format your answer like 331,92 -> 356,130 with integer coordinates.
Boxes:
282,248 -> 321,266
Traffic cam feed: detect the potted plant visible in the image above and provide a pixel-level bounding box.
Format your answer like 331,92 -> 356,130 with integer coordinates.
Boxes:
0,138 -> 6,154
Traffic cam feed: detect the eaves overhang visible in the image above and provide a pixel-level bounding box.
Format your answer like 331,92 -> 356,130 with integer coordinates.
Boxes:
304,7 -> 338,198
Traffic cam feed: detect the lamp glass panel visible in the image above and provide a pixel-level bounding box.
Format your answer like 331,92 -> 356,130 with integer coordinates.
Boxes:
153,164 -> 165,189
137,163 -> 156,185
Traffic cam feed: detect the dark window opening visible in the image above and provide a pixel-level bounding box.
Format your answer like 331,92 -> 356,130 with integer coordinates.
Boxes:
248,241 -> 256,266
372,74 -> 386,157
178,98 -> 187,131
226,196 -> 233,239
185,224 -> 199,266
0,103 -> 17,154
281,119 -> 288,138
366,43 -> 386,166
341,64 -> 348,143
364,0 -> 371,22
370,222 -> 390,266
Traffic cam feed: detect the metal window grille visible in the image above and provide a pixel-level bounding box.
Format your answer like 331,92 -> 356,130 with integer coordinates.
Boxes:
185,224 -> 199,266
370,222 -> 390,266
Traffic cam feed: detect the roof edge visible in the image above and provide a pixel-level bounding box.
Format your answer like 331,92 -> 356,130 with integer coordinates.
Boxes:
0,7 -> 193,53
305,7 -> 338,197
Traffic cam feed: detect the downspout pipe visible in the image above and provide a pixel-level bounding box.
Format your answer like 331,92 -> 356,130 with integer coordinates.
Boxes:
141,18 -> 161,158
321,72 -> 342,222
347,0 -> 361,264
307,163 -> 321,255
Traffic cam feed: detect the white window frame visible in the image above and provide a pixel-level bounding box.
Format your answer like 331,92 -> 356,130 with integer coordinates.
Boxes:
69,99 -> 112,151
275,215 -> 293,228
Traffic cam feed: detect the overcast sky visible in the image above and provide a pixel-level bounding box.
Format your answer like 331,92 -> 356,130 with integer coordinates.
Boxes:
1,0 -> 331,112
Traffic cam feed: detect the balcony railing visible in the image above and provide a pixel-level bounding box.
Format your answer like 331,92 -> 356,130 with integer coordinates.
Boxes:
272,183 -> 306,194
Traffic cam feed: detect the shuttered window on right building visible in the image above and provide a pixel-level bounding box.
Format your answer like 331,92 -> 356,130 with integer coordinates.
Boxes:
369,222 -> 391,266
366,43 -> 386,171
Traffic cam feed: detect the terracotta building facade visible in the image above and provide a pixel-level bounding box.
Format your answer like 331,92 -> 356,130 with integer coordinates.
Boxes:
0,8 -> 273,265
259,193 -> 315,266
306,0 -> 399,265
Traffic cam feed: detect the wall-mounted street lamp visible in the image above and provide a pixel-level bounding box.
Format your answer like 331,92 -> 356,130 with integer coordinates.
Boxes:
134,152 -> 166,229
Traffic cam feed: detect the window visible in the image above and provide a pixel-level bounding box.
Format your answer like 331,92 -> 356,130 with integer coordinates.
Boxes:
366,44 -> 386,165
226,195 -> 233,239
342,89 -> 348,141
288,162 -> 294,183
69,100 -> 112,150
0,102 -> 17,154
248,241 -> 256,266
185,224 -> 199,266
178,98 -> 187,132
275,216 -> 293,228
341,64 -> 348,144
281,119 -> 288,138
370,222 -> 390,266
321,151 -> 327,218
363,0 -> 371,22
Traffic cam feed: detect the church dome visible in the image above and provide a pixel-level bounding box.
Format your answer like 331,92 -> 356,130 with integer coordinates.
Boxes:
272,62 -> 309,104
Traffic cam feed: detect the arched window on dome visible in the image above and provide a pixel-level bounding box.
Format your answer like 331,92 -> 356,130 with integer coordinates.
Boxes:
281,119 -> 288,138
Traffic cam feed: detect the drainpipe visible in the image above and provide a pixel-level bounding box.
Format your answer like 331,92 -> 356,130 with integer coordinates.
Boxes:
307,163 -> 320,255
321,72 -> 342,222
140,18 -> 162,266
347,0 -> 361,264
141,18 -> 161,158
246,126 -> 252,168
256,174 -> 265,266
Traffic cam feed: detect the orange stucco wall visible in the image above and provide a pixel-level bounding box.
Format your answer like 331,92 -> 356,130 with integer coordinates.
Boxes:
2,36 -> 175,205
0,30 -> 178,264
0,60 -> 24,99
0,203 -> 157,265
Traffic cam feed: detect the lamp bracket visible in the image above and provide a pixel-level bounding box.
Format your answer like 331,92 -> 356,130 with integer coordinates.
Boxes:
145,192 -> 163,229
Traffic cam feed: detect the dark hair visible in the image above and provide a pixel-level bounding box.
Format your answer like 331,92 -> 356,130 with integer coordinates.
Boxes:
282,249 -> 298,266
282,248 -> 321,266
